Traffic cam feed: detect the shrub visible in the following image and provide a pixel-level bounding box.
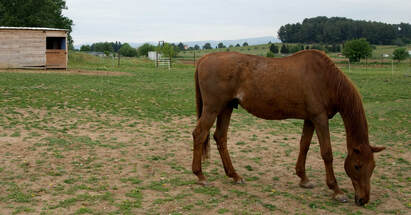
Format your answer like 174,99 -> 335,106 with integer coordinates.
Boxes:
266,51 -> 275,58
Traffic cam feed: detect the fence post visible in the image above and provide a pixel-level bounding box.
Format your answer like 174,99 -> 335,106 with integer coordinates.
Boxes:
391,59 -> 394,76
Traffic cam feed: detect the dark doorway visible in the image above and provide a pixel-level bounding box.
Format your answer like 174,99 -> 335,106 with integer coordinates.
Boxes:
46,37 -> 66,50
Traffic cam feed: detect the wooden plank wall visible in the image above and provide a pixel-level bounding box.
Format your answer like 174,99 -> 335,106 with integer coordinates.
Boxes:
46,31 -> 68,68
0,30 -> 46,68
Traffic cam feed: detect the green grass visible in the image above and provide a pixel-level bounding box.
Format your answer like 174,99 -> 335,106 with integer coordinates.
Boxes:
0,51 -> 409,214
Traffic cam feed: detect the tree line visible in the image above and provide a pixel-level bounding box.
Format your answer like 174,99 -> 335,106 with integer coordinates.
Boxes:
278,16 -> 411,45
0,0 -> 74,48
80,42 -> 138,57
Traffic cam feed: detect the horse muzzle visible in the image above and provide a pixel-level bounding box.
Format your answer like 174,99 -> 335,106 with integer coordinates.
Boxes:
355,195 -> 368,206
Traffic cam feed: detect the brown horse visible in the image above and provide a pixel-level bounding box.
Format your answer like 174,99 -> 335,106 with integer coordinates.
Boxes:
192,50 -> 385,206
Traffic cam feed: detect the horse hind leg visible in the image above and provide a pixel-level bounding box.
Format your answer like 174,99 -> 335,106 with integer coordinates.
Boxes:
213,105 -> 244,184
296,120 -> 315,188
192,109 -> 218,186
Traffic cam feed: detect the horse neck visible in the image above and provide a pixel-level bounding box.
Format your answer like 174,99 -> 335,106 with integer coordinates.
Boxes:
338,83 -> 370,149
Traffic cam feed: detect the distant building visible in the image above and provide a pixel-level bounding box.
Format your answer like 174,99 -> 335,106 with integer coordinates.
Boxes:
0,27 -> 68,69
87,52 -> 109,57
148,51 -> 162,61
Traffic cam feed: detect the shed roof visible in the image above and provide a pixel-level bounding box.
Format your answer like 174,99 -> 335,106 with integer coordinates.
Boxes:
0,26 -> 68,32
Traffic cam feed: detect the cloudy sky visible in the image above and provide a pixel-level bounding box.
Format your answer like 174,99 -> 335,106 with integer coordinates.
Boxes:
64,0 -> 411,45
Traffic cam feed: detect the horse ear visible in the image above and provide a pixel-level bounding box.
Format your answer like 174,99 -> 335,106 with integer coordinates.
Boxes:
371,146 -> 385,153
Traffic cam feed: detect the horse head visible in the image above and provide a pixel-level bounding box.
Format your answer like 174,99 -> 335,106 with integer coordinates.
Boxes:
344,144 -> 385,206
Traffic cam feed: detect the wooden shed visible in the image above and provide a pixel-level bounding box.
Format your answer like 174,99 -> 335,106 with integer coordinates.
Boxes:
0,27 -> 68,69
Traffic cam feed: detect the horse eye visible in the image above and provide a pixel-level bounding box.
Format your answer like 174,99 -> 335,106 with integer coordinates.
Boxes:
354,165 -> 361,170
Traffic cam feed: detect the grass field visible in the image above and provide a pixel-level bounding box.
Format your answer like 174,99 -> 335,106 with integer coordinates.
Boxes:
0,52 -> 410,215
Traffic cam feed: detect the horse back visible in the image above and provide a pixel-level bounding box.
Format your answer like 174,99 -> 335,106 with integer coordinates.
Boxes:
196,51 -> 338,120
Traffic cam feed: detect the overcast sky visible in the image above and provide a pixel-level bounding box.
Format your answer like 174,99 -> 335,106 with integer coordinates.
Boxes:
64,0 -> 411,45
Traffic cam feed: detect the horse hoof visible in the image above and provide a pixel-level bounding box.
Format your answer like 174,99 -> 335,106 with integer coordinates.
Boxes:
197,180 -> 210,186
334,193 -> 348,203
299,181 -> 314,189
234,178 -> 245,184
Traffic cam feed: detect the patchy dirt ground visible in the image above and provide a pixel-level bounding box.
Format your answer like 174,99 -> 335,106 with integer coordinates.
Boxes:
0,108 -> 408,215
0,69 -> 133,76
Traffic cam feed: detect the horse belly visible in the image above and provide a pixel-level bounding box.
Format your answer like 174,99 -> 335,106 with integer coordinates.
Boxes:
237,92 -> 307,120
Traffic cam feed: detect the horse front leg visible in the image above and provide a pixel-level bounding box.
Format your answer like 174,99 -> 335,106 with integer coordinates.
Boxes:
213,106 -> 244,184
296,120 -> 315,188
312,114 -> 348,203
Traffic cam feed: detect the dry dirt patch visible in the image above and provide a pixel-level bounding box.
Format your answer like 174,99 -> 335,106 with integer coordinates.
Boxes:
0,69 -> 133,76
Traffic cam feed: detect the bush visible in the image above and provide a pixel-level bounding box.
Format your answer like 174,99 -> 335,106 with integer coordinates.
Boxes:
119,43 -> 137,57
266,51 -> 275,58
311,44 -> 324,51
342,38 -> 372,62
289,44 -> 304,53
280,44 -> 289,54
269,44 -> 278,54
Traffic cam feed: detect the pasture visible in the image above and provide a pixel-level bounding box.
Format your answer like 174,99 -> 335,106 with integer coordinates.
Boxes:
0,52 -> 410,214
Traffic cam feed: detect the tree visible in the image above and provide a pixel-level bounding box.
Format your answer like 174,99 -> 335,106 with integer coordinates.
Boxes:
202,43 -> 212,50
235,43 -> 241,47
342,38 -> 372,62
217,42 -> 226,49
392,48 -> 409,62
278,16 -> 411,45
0,0 -> 74,48
194,45 -> 200,50
159,43 -> 179,58
112,41 -> 122,53
177,42 -> 185,51
269,44 -> 278,53
137,43 -> 155,57
90,42 -> 114,53
242,42 -> 249,47
80,45 -> 91,52
119,43 -> 137,57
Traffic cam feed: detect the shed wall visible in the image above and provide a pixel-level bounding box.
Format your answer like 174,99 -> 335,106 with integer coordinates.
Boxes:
0,29 -> 47,68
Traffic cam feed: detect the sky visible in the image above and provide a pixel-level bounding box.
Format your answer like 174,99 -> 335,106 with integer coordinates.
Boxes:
64,0 -> 411,45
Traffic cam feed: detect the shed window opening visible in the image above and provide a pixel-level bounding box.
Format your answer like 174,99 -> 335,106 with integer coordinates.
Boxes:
46,37 -> 66,50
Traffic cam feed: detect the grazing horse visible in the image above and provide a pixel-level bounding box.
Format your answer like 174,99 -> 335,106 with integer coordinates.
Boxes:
192,50 -> 385,206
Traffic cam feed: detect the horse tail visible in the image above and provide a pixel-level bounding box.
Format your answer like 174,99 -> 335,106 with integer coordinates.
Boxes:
195,66 -> 210,161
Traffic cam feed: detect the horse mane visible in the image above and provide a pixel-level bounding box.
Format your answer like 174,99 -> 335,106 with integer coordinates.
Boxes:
294,50 -> 370,146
